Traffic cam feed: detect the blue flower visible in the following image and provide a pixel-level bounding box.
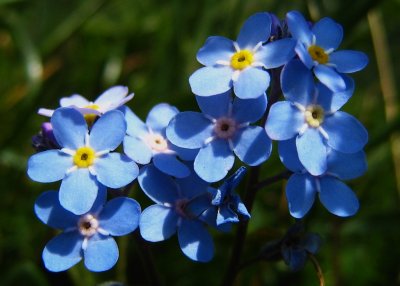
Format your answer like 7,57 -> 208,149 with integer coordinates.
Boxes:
28,108 -> 139,215
167,92 -> 272,182
265,59 -> 368,176
138,165 -> 214,262
189,12 -> 296,99
279,138 -> 367,218
121,104 -> 196,178
286,11 -> 368,91
34,190 -> 141,272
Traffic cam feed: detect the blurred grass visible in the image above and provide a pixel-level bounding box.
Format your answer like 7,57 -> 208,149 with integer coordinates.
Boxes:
0,0 -> 399,285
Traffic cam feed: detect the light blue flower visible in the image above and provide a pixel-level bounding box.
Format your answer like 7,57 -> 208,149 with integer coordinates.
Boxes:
286,10 -> 368,91
138,165 -> 214,262
189,12 -> 296,99
121,104 -> 196,178
265,59 -> 368,176
28,108 -> 138,215
279,138 -> 366,218
167,92 -> 272,182
34,190 -> 141,272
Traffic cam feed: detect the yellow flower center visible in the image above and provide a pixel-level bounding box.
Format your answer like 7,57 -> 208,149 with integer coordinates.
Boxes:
83,104 -> 100,125
147,134 -> 168,152
308,45 -> 329,64
305,105 -> 325,128
230,50 -> 254,70
73,146 -> 96,168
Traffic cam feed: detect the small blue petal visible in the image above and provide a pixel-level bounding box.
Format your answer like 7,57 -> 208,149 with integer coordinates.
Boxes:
84,235 -> 119,272
296,128 -> 328,176
233,67 -> 270,99
265,102 -> 304,140
323,111 -> 368,153
195,91 -> 231,119
197,36 -> 235,66
285,248 -> 308,271
175,170 -> 209,199
329,50 -> 369,73
257,38 -> 296,68
194,139 -> 235,182
170,144 -> 198,161
314,65 -> 346,92
146,103 -> 179,133
42,231 -> 83,272
302,233 -> 322,254
95,153 -> 138,189
89,110 -> 126,152
99,197 -> 141,236
327,150 -> 367,180
286,173 -> 317,218
233,126 -> 272,166
178,219 -> 214,262
119,106 -> 148,137
94,86 -> 129,107
319,176 -> 359,217
51,108 -> 87,149
28,150 -> 72,183
140,205 -> 178,242
232,93 -> 267,124
123,135 -> 153,164
315,77 -> 354,113
312,17 -> 343,50
278,139 -> 304,173
295,42 -> 315,69
166,111 -> 213,149
189,66 -> 232,96
234,199 -> 251,219
153,153 -> 190,178
237,12 -> 271,48
286,11 -> 312,46
216,206 -> 239,225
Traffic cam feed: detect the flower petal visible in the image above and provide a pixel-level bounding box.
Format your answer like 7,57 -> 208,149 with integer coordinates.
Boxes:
295,42 -> 315,69
265,101 -> 304,140
89,110 -> 126,152
175,170 -> 209,199
314,64 -> 346,92
42,231 -> 83,272
312,17 -> 343,50
140,204 -> 178,242
119,106 -> 148,137
178,219 -> 214,262
257,38 -> 296,68
94,86 -> 130,111
195,91 -> 231,119
286,173 -> 317,218
323,111 -> 368,153
27,150 -> 72,183
233,126 -> 272,166
166,111 -> 213,149
296,128 -> 328,176
237,12 -> 271,48
286,11 -> 312,46
95,153 -> 138,188
327,150 -> 367,180
189,66 -> 232,96
84,235 -> 119,272
329,50 -> 369,73
146,103 -> 179,133
194,139 -> 235,182
315,77 -> 354,113
319,176 -> 359,217
153,153 -> 190,178
60,94 -> 89,107
123,135 -> 153,164
232,93 -> 267,124
196,36 -> 235,66
51,108 -> 87,149
278,139 -> 304,173
233,67 -> 270,99
98,197 -> 141,236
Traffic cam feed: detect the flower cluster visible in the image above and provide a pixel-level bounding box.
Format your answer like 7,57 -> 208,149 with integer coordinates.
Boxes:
27,10 -> 368,274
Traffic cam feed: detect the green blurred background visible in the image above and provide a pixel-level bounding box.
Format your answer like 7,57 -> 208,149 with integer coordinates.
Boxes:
0,0 -> 399,285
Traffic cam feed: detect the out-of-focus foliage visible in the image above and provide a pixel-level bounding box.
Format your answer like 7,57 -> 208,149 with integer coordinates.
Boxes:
0,0 -> 399,285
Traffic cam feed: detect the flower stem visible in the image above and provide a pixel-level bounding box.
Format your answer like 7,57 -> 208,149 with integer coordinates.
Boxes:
308,253 -> 325,286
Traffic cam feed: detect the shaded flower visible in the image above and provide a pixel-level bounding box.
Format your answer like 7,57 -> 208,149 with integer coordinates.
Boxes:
35,190 -> 140,272
189,12 -> 296,99
28,108 -> 138,215
32,122 -> 60,152
167,92 -> 271,182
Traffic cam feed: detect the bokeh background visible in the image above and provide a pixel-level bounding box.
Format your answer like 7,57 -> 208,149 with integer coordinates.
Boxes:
1,0 -> 399,285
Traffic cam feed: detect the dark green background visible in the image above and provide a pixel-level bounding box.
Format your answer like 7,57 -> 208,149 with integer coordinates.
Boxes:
0,0 -> 399,285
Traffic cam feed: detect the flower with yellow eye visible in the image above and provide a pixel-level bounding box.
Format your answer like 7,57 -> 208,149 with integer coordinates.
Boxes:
286,10 -> 368,92
28,108 -> 138,215
189,12 -> 296,99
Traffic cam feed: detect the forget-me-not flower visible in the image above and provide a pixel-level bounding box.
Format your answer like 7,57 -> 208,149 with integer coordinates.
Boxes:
286,10 -> 368,91
167,91 -> 272,182
28,108 -> 138,215
265,59 -> 368,176
189,12 -> 296,99
34,190 -> 141,272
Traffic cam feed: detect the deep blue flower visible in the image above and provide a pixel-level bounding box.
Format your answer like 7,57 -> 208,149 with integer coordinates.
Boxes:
286,11 -> 368,91
34,190 -> 141,272
138,165 -> 214,262
121,104 -> 196,178
28,108 -> 138,215
265,59 -> 368,176
167,91 -> 272,182
189,12 -> 296,99
279,138 -> 366,218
